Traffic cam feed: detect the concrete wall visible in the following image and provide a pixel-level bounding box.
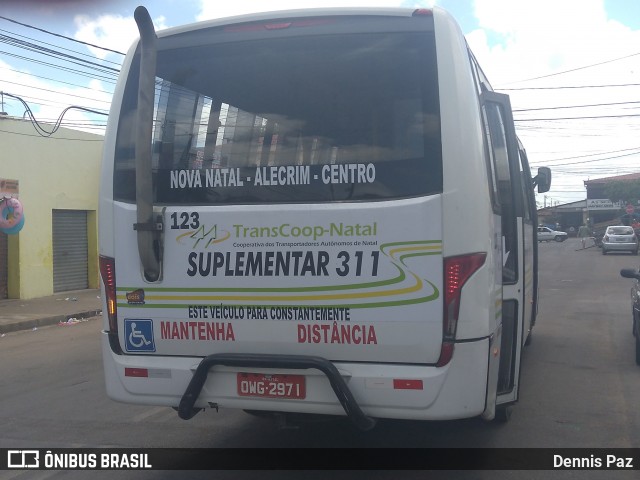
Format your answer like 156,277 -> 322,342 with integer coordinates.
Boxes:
0,117 -> 103,299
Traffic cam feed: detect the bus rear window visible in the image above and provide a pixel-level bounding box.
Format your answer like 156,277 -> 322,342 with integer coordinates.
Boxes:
114,27 -> 442,204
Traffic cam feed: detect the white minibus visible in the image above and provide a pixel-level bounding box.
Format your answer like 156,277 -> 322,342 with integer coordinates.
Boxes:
99,6 -> 551,429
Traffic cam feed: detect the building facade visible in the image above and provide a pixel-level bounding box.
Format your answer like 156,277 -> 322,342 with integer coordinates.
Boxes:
537,200 -> 586,236
584,172 -> 640,227
0,117 -> 103,299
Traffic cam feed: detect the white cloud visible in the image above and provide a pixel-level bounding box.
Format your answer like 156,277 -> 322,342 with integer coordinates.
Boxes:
465,0 -> 640,203
73,13 -> 168,58
468,0 -> 639,84
0,58 -> 112,135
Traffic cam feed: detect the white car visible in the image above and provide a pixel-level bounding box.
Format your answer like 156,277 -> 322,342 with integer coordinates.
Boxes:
537,226 -> 568,242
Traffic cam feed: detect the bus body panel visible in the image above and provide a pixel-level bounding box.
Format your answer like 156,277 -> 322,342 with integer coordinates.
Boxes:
433,8 -> 500,341
102,331 -> 489,420
114,197 -> 445,364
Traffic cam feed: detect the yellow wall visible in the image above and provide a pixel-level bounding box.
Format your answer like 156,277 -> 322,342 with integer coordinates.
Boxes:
1,117 -> 103,299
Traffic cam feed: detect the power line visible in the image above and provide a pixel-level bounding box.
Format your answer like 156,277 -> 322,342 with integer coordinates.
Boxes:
533,146 -> 640,163
0,33 -> 120,74
499,83 -> 640,91
0,26 -> 122,67
513,100 -> 640,113
0,65 -> 115,94
498,51 -> 640,86
0,14 -> 125,56
0,78 -> 112,106
515,113 -> 640,121
532,151 -> 640,168
0,49 -> 118,84
1,91 -> 108,137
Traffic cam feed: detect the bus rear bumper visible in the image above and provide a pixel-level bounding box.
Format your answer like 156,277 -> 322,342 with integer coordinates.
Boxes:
102,332 -> 490,422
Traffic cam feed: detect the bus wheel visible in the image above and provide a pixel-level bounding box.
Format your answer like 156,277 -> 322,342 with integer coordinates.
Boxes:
494,405 -> 512,423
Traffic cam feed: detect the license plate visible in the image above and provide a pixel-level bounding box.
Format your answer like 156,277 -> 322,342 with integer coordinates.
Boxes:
237,373 -> 306,399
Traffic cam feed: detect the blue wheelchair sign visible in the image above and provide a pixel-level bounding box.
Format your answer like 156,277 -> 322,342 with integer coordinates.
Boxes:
124,319 -> 156,352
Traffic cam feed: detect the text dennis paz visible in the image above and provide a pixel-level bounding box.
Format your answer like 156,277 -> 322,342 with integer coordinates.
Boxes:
554,455 -> 634,469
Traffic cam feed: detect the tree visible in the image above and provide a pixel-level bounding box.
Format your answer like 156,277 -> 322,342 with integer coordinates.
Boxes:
602,180 -> 640,226
603,180 -> 640,205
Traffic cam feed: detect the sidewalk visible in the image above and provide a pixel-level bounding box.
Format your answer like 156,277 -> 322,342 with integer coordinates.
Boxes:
0,289 -> 102,334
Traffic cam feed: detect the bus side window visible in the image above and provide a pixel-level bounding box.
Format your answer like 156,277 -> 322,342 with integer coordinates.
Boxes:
518,149 -> 534,224
481,106 -> 500,213
483,102 -> 518,284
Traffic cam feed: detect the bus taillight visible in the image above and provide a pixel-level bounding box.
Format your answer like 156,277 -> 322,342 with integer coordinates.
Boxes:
412,9 -> 433,16
99,255 -> 118,332
443,253 -> 486,341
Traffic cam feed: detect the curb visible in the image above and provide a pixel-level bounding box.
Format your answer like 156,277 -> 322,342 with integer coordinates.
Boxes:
0,309 -> 102,334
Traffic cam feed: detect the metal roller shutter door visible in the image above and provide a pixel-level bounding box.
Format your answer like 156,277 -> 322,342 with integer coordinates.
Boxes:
52,210 -> 88,292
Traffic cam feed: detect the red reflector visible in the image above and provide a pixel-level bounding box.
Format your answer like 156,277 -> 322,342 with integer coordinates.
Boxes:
412,9 -> 433,16
224,18 -> 334,33
99,255 -> 118,333
265,22 -> 292,30
125,368 -> 148,378
436,342 -> 455,367
443,253 -> 486,340
393,379 -> 424,390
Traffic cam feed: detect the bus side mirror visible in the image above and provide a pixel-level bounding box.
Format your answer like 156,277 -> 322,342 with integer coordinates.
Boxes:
533,167 -> 551,194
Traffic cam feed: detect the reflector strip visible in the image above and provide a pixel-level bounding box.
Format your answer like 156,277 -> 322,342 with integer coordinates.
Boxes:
436,342 -> 455,367
265,22 -> 292,30
393,379 -> 424,390
99,255 -> 118,332
224,18 -> 334,33
125,368 -> 149,378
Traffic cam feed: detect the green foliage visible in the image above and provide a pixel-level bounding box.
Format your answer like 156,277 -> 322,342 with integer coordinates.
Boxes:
603,180 -> 640,205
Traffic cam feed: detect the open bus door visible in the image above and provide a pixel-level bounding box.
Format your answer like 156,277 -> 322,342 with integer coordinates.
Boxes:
480,91 -> 527,420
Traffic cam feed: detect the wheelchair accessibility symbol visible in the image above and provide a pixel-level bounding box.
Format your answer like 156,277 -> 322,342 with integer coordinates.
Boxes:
124,319 -> 156,352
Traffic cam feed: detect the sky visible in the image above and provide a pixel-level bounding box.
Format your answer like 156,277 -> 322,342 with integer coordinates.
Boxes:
1,0 -> 639,206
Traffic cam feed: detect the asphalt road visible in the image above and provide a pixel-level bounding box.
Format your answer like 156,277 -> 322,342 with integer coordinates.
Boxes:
1,237 -> 639,479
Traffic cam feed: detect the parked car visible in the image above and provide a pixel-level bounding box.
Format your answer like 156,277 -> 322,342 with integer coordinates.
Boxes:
537,226 -> 568,242
602,226 -> 639,255
619,267 -> 640,365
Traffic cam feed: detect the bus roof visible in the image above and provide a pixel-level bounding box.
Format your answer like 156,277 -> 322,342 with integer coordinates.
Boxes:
152,7 -> 435,39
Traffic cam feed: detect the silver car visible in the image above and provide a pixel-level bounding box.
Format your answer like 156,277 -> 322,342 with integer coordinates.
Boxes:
537,226 -> 567,242
602,226 -> 639,255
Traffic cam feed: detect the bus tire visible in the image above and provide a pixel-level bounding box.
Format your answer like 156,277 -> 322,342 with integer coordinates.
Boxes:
494,405 -> 513,423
